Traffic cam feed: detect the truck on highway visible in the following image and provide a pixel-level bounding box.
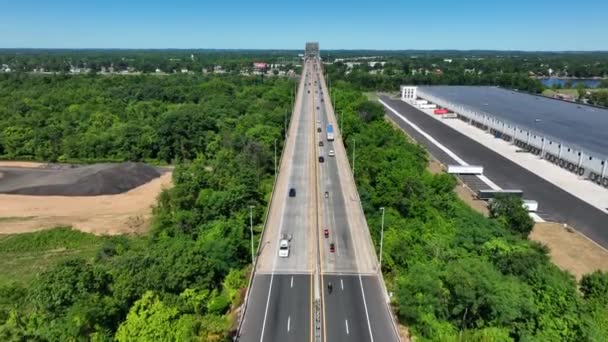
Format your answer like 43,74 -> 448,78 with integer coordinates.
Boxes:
420,103 -> 437,109
326,124 -> 335,141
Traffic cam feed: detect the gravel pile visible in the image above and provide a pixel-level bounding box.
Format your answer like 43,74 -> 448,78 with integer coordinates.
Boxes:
0,162 -> 163,196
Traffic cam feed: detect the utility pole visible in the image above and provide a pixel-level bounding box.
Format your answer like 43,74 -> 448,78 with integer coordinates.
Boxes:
379,207 -> 385,271
249,206 -> 255,264
352,138 -> 356,178
339,109 -> 343,136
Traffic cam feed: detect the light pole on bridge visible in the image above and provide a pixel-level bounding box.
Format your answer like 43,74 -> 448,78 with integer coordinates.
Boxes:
379,207 -> 385,271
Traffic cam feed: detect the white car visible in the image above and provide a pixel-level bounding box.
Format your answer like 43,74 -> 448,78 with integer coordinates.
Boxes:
278,239 -> 290,258
329,150 -> 335,157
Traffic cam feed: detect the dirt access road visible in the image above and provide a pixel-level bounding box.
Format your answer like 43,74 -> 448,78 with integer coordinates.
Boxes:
0,161 -> 172,235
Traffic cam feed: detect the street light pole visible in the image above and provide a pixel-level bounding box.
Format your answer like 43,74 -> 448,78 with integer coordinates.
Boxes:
379,207 -> 385,271
352,138 -> 356,178
249,206 -> 255,265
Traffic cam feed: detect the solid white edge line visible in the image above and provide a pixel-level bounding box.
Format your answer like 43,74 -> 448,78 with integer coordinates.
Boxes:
379,98 -> 546,226
259,273 -> 275,342
529,213 -> 545,223
260,62 -> 309,342
379,99 -> 469,165
358,275 -> 374,342
477,175 -> 501,191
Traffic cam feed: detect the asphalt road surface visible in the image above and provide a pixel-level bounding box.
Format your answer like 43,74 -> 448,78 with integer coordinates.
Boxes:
379,95 -> 608,249
316,68 -> 399,342
239,61 -> 315,342
238,60 -> 399,342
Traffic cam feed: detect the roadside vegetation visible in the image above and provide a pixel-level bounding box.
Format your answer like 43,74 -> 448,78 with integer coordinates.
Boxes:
0,73 -> 292,163
333,82 -> 608,341
0,75 -> 293,340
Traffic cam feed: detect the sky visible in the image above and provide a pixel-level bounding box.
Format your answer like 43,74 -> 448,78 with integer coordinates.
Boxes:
1,0 -> 607,50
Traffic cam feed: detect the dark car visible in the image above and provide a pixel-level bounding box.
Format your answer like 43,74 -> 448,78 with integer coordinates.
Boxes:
317,127 -> 322,132
319,156 -> 325,163
316,106 -> 320,110
319,141 -> 324,147
329,243 -> 335,253
289,188 -> 296,197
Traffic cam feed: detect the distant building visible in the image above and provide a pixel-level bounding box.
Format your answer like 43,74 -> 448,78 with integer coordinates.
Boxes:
305,42 -> 319,58
253,62 -> 268,71
443,58 -> 453,63
181,69 -> 189,73
368,61 -> 386,68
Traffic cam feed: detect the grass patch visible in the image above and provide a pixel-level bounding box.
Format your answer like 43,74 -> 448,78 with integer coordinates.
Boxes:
364,92 -> 379,101
542,89 -> 579,97
0,227 -> 107,286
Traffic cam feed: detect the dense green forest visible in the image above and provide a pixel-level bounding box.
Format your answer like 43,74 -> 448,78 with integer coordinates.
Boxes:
325,62 -> 546,93
0,73 -> 293,163
0,49 -> 301,74
0,75 -> 293,340
333,83 -> 608,341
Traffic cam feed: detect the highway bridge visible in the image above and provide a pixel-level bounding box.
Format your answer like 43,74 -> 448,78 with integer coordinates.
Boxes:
236,55 -> 399,341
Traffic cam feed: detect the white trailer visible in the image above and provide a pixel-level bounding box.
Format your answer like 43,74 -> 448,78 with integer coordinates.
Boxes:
415,99 -> 428,105
420,104 -> 437,109
523,200 -> 539,212
447,165 -> 484,175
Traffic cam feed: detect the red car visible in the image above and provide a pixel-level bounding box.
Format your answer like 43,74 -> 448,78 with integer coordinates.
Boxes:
323,229 -> 329,238
329,243 -> 335,253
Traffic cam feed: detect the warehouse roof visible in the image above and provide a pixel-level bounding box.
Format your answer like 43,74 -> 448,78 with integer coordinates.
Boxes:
417,86 -> 608,157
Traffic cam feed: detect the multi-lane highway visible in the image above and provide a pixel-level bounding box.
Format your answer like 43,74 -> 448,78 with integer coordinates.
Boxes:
238,58 -> 399,341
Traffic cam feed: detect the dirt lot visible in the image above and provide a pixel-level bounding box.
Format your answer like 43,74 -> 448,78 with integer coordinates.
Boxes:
0,161 -> 46,168
530,222 -> 608,279
0,172 -> 172,235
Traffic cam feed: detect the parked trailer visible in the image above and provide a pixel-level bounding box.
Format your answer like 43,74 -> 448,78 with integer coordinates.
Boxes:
447,165 -> 484,175
477,189 -> 523,200
420,104 -> 437,109
415,99 -> 428,105
523,200 -> 539,212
